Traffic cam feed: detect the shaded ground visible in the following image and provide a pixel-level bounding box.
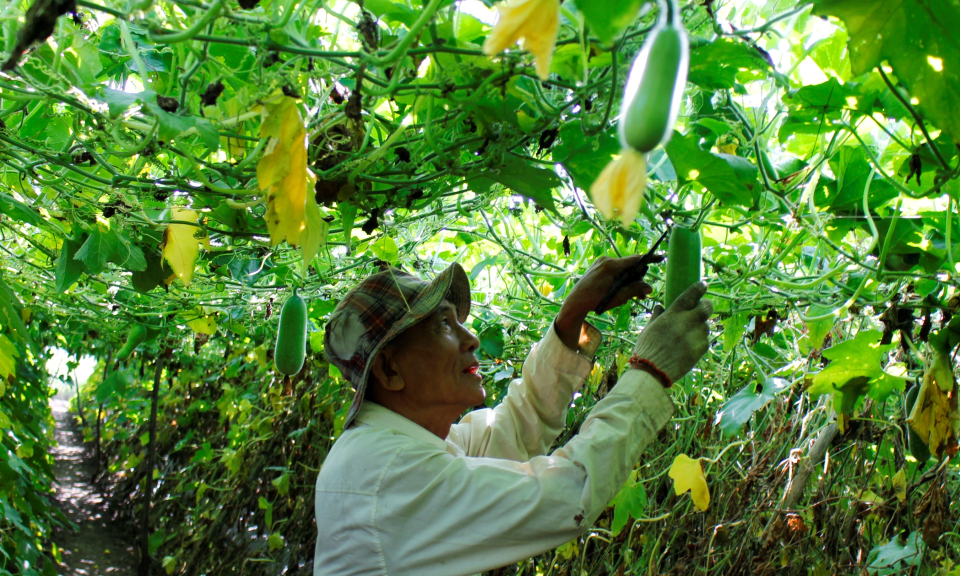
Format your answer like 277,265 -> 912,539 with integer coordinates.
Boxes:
50,398 -> 137,576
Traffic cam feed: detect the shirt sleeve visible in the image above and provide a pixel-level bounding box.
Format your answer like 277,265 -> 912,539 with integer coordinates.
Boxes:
377,369 -> 676,576
447,320 -> 603,461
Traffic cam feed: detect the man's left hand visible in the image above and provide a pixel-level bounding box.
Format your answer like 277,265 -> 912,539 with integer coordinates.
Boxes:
555,256 -> 653,351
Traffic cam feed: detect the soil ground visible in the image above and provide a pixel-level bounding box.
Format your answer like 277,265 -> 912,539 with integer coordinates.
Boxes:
50,398 -> 137,576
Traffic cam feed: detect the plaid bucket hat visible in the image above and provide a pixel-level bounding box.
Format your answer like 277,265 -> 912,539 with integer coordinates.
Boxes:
324,263 -> 471,429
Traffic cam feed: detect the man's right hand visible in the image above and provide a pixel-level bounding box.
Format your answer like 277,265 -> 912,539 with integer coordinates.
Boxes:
631,283 -> 713,386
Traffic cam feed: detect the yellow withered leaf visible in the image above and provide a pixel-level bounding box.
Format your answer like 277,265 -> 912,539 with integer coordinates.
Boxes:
892,468 -> 907,503
301,179 -> 327,272
590,148 -> 647,223
258,96 -> 313,247
186,306 -> 218,335
162,208 -> 201,287
669,454 -> 710,511
907,369 -> 954,458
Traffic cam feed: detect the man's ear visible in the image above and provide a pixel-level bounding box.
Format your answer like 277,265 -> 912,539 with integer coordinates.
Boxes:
370,348 -> 405,392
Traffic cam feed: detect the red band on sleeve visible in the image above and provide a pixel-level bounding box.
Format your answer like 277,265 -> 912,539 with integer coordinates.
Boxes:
628,356 -> 672,388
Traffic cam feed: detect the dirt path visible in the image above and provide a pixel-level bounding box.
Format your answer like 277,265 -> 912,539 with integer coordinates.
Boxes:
50,398 -> 137,576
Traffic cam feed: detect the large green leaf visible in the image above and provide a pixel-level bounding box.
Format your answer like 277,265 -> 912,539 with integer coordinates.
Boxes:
55,235 -> 88,293
665,131 -> 755,206
808,330 -> 907,414
74,224 -> 147,274
813,0 -> 960,144
470,156 -> 561,214
688,37 -> 771,90
552,124 -> 620,193
717,377 -> 791,437
573,0 -> 644,45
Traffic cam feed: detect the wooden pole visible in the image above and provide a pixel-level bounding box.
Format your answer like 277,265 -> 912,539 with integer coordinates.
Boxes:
138,350 -> 169,576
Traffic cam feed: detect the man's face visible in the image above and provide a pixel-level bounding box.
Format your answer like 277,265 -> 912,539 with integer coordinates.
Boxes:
387,300 -> 485,412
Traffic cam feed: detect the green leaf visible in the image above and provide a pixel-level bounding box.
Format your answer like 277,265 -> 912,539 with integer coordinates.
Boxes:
812,0 -> 960,144
867,531 -> 924,572
271,472 -> 290,496
815,147 -> 897,211
665,131 -> 755,206
0,281 -> 28,342
573,0 -> 643,44
479,326 -> 505,358
102,88 -> 155,118
609,471 -> 647,536
688,37 -> 771,90
96,370 -> 133,404
0,191 -> 45,228
193,118 -> 221,151
722,313 -> 747,352
364,0 -> 418,26
258,496 -> 273,530
145,103 -> 196,141
804,305 -> 837,350
494,157 -> 561,213
552,124 -> 620,192
808,330 -> 907,414
0,335 -> 19,381
131,252 -> 172,294
268,532 -> 284,551
717,377 -> 791,437
368,235 -> 399,263
74,224 -> 147,274
789,78 -> 850,111
55,235 -> 88,293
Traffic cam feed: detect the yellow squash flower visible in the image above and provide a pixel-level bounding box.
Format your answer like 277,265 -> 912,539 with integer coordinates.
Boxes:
483,0 -> 560,80
589,148 -> 647,223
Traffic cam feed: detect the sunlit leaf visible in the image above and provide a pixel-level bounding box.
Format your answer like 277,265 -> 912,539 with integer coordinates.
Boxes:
161,208 -> 202,287
668,454 -> 709,511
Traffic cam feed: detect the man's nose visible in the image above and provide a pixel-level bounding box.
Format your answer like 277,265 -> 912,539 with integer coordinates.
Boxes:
458,324 -> 480,352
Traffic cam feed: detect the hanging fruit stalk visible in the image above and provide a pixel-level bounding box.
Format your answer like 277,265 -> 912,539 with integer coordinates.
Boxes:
590,0 -> 688,223
274,289 -> 307,376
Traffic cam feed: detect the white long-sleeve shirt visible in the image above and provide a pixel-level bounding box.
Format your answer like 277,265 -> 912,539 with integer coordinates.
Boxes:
313,322 -> 675,576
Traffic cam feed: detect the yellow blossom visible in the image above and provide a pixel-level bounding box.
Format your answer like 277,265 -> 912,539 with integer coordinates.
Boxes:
483,0 -> 560,80
589,148 -> 647,223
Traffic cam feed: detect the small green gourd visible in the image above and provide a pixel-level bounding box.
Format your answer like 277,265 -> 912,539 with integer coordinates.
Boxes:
274,290 -> 307,376
663,226 -> 702,308
117,324 -> 148,360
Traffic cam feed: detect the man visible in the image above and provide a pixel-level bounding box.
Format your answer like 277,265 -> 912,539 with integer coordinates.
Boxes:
314,256 -> 712,575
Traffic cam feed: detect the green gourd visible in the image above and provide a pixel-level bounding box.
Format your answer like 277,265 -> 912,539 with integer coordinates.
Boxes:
663,226 -> 702,308
904,384 -> 931,464
117,324 -> 148,361
274,290 -> 307,376
618,5 -> 689,153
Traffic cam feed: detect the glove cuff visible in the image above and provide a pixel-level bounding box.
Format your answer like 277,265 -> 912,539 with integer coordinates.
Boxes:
628,355 -> 672,388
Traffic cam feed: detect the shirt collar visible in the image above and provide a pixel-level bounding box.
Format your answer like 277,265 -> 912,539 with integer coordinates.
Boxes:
353,401 -> 449,450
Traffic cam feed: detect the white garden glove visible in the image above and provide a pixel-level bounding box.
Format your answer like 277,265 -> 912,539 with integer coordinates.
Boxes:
631,282 -> 713,387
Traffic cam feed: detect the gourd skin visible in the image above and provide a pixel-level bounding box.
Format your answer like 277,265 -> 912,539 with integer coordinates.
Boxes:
275,293 -> 307,376
663,226 -> 702,309
618,21 -> 689,153
117,324 -> 148,360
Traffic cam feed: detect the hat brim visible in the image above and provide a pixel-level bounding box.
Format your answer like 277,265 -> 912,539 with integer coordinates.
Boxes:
342,262 -> 471,429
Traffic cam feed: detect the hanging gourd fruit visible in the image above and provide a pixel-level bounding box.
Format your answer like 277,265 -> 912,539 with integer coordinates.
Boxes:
117,324 -> 148,361
590,0 -> 688,224
274,289 -> 307,376
618,0 -> 689,153
663,226 -> 702,309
